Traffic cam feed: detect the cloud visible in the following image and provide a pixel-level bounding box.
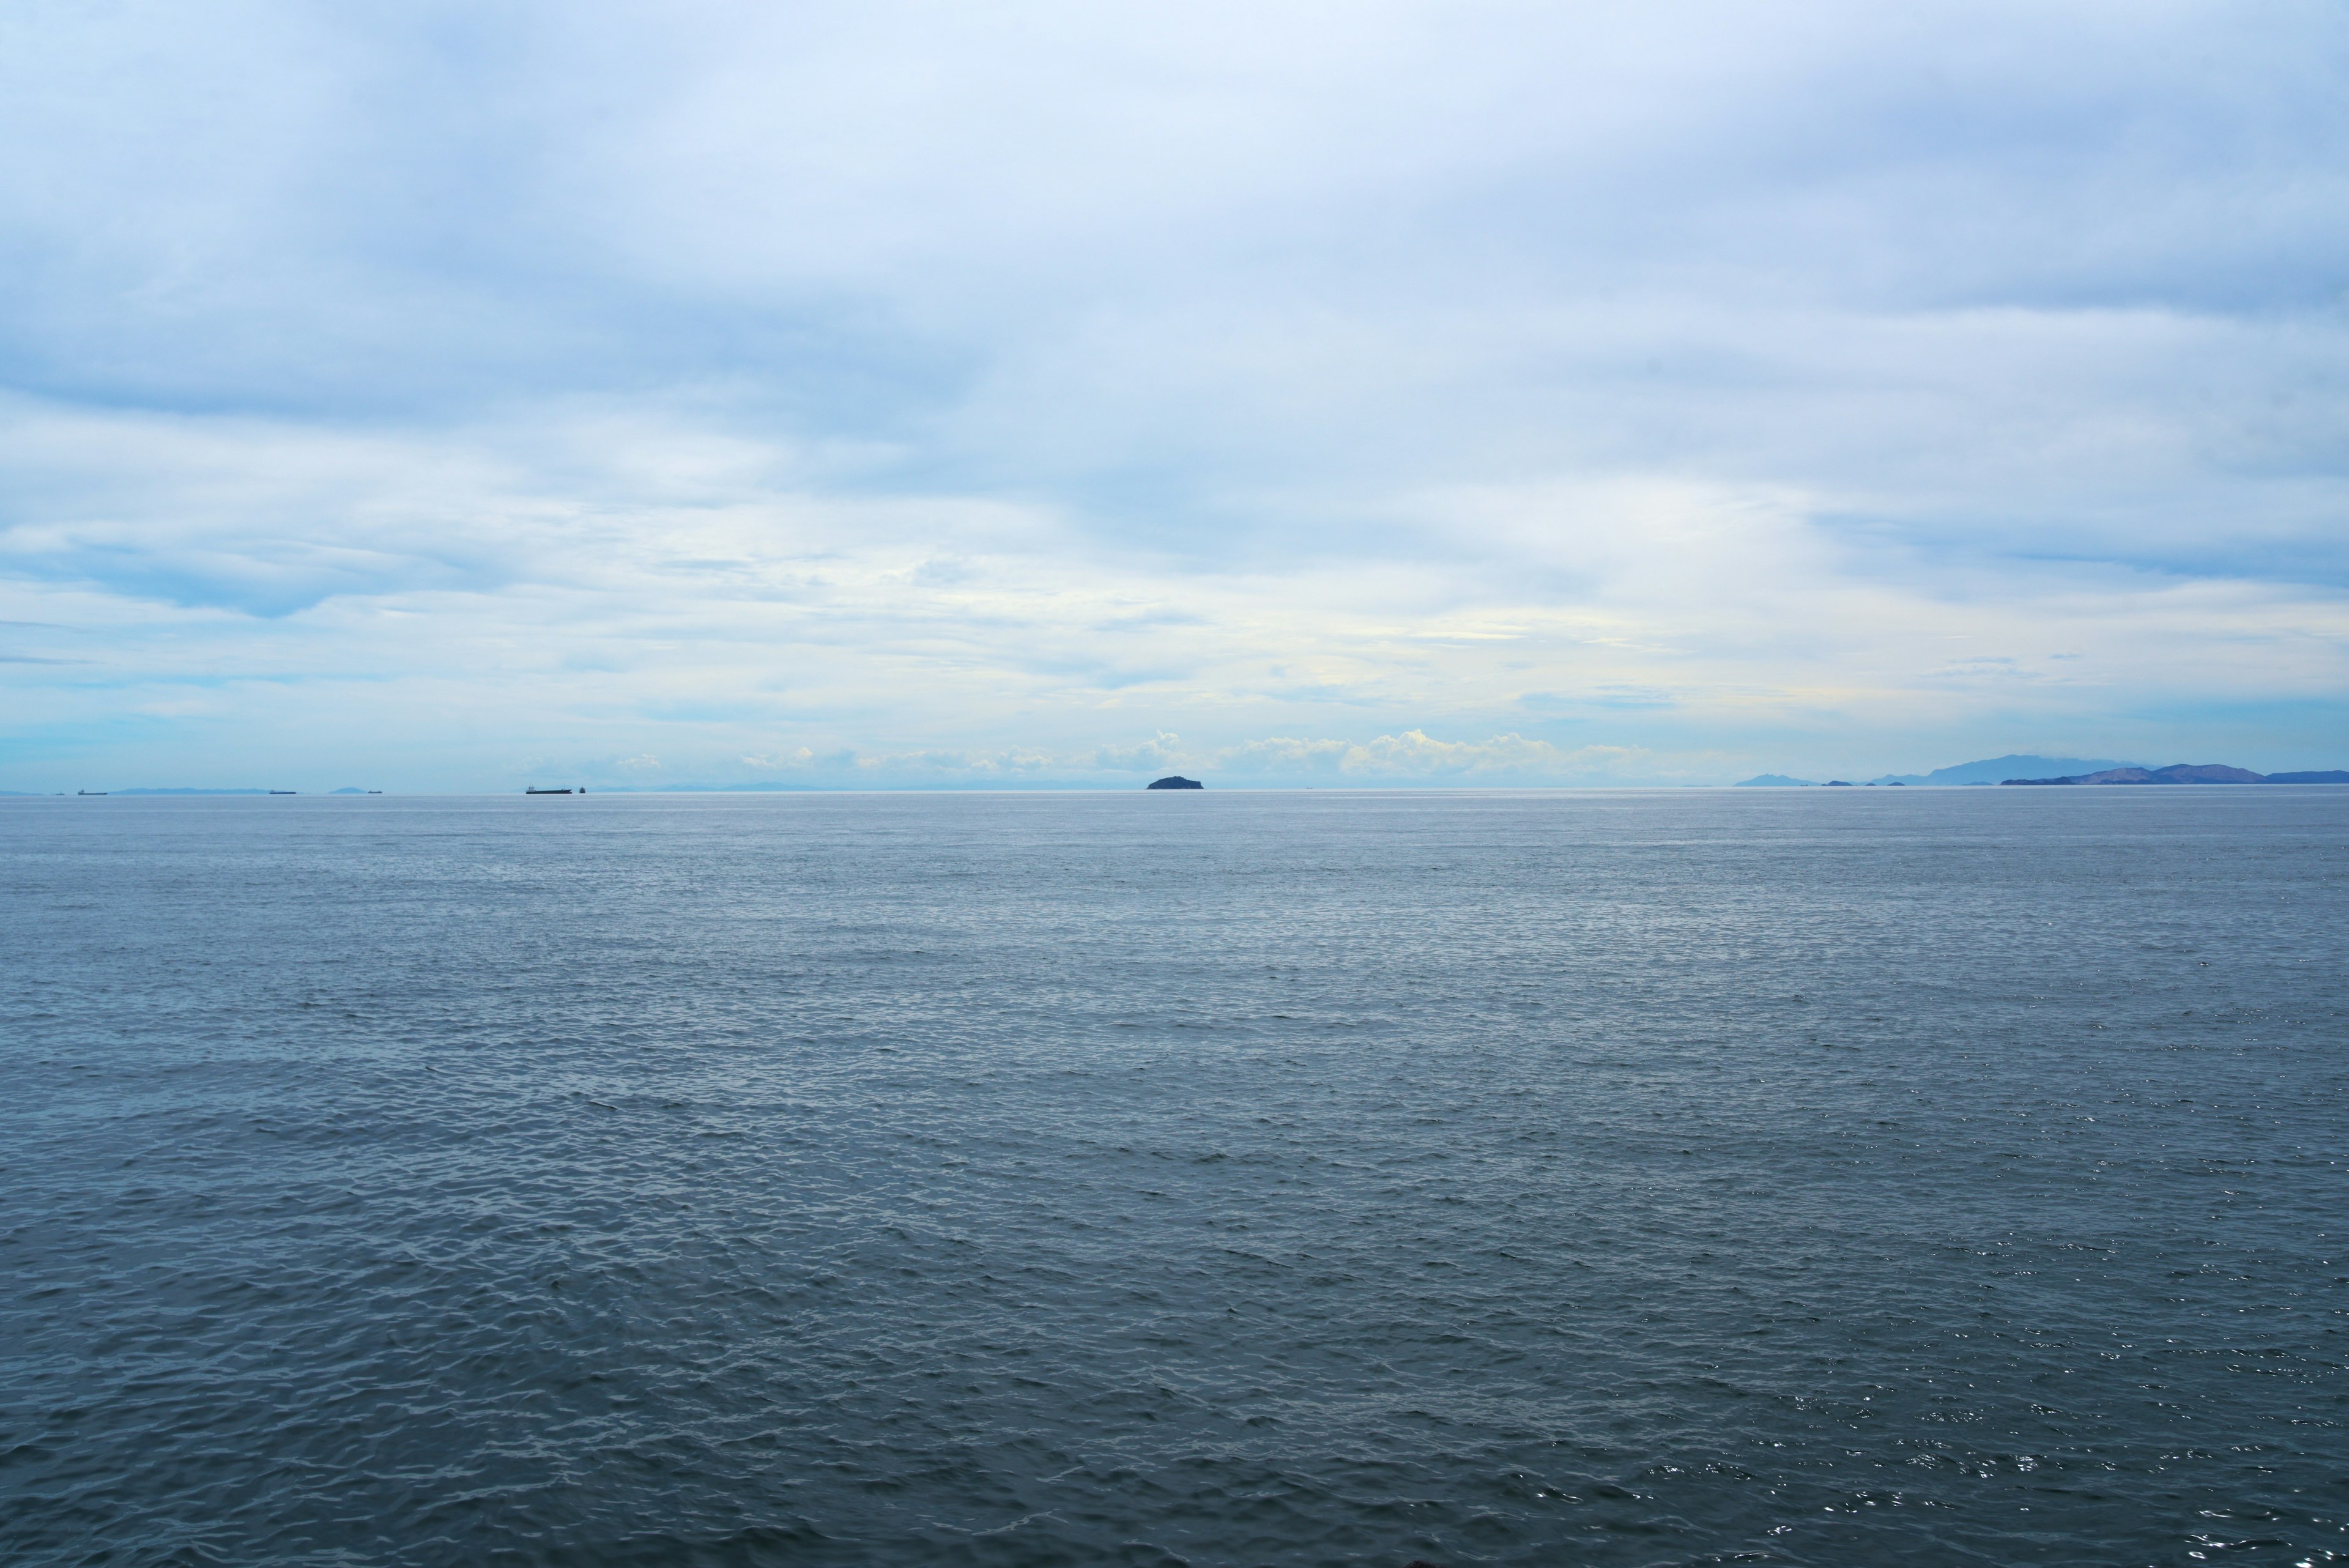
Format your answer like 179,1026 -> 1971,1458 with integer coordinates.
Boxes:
1092,732 -> 1187,773
1216,730 -> 1650,781
2,2 -> 2347,789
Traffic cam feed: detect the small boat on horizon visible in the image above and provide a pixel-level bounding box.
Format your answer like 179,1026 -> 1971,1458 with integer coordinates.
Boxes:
525,787 -> 575,795
78,790 -> 105,796
270,790 -> 297,795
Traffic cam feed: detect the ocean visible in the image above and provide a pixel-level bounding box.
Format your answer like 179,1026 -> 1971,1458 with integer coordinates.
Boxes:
2,789 -> 2342,1566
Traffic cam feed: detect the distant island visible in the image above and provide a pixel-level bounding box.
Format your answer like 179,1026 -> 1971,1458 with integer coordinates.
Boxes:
1740,754 -> 2348,787
1146,775 -> 1203,790
1739,754 -> 2132,787
2003,764 -> 2349,786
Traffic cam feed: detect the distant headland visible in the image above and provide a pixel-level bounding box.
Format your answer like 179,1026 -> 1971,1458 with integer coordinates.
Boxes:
2001,763 -> 2349,786
1739,754 -> 2348,787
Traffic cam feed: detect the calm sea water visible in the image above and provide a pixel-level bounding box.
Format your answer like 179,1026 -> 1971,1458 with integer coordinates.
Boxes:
2,789 -> 2343,1567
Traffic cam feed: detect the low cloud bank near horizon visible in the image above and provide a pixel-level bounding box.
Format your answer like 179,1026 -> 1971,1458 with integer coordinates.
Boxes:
677,730 -> 1657,790
3,1 -> 2346,790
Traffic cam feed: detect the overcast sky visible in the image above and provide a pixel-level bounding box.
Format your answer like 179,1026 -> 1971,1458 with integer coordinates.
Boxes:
2,0 -> 2344,790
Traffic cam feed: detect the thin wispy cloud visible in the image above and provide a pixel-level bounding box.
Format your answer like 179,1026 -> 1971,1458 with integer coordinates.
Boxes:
2,1 -> 2344,788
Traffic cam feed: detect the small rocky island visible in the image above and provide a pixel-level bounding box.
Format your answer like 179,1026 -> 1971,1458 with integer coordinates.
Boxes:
1146,775 -> 1203,790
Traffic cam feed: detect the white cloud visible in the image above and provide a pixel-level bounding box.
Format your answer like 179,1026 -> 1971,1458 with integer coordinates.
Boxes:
1215,730 -> 1650,781
2,2 -> 2347,787
1091,732 -> 1187,773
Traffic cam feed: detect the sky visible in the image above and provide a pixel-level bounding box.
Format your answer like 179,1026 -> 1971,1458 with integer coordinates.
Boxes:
2,0 -> 2345,791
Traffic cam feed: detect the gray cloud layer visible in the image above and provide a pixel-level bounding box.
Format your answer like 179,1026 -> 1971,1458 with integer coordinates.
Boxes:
2,1 -> 2344,787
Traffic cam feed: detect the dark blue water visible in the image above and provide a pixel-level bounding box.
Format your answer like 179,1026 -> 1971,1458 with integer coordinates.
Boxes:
3,790 -> 2343,1567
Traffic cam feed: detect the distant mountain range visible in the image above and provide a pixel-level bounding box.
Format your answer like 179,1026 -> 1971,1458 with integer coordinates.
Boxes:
2002,763 -> 2349,786
1871,754 -> 2140,787
1739,754 -> 2349,787
1739,754 -> 2130,787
